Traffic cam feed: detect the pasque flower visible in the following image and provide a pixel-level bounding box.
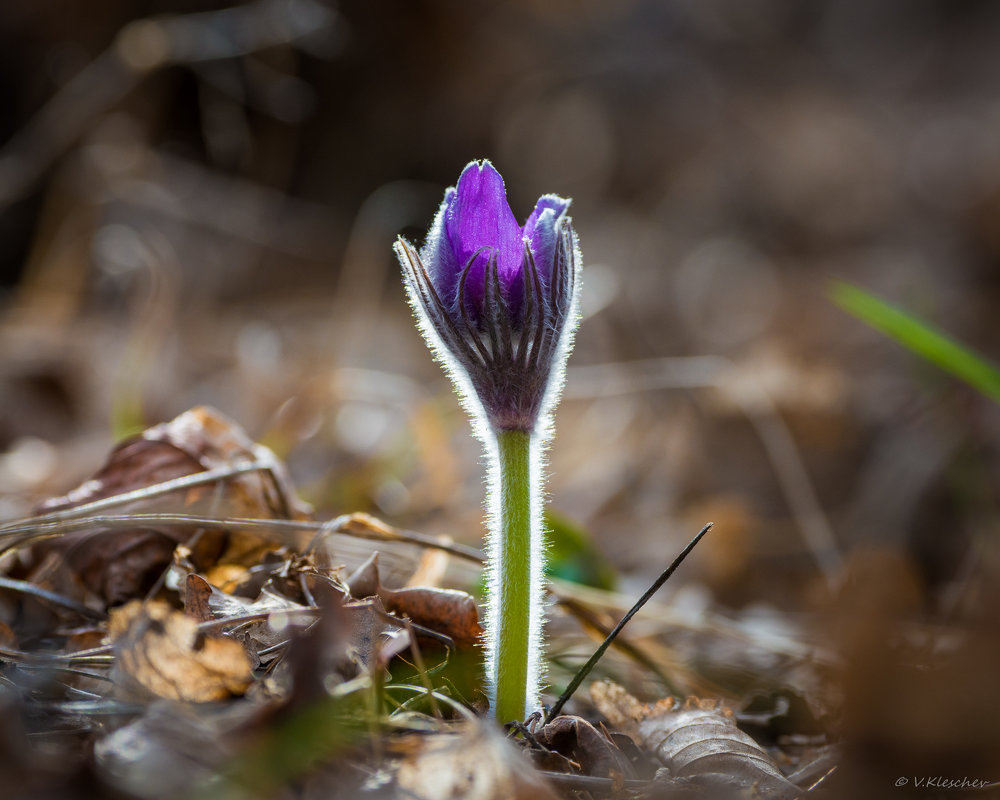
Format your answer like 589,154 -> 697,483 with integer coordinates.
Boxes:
394,159 -> 579,434
395,160 -> 581,721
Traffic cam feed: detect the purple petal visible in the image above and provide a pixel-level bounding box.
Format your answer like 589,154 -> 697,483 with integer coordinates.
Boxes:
523,194 -> 571,283
421,187 -> 460,304
445,161 -> 523,310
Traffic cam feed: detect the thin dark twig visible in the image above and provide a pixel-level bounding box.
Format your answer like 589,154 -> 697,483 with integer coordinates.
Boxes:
0,576 -> 105,621
256,639 -> 292,658
29,699 -> 146,716
544,521 -> 713,723
0,645 -> 114,666
506,719 -> 544,750
14,664 -> 115,683
2,512 -> 483,563
0,462 -> 267,534
555,595 -> 681,696
370,607 -> 456,651
197,608 -> 321,634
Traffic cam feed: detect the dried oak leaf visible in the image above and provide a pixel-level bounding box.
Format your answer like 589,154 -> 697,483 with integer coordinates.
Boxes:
33,405 -> 311,606
345,552 -> 482,646
110,600 -> 252,702
590,680 -> 802,798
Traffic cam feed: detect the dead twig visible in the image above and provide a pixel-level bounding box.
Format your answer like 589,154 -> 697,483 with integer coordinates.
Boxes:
544,522 -> 712,724
0,575 -> 105,621
0,510 -> 483,564
0,462 -> 269,534
555,594 -> 681,696
0,645 -> 114,667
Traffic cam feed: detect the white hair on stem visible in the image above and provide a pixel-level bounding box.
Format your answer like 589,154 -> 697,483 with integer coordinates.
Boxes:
394,220 -> 582,718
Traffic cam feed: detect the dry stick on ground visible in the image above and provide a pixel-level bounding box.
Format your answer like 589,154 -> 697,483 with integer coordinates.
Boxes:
0,645 -> 114,667
0,511 -> 483,564
0,462 -> 269,532
544,522 -> 713,724
555,595 -> 681,695
0,575 -> 106,621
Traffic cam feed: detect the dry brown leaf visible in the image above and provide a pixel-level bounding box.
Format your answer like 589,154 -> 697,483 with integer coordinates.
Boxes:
183,574 -> 215,622
395,723 -> 558,800
0,620 -> 17,649
345,553 -> 482,646
343,596 -> 412,671
172,572 -> 317,666
110,600 -> 252,701
590,680 -> 802,798
32,406 -> 311,606
386,586 -> 482,647
535,714 -> 635,779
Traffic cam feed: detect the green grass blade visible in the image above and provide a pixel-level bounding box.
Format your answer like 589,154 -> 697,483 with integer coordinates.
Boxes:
830,280 -> 1000,404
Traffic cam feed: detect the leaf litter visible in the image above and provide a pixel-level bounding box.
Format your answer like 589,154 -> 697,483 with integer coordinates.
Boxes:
0,405 -> 840,799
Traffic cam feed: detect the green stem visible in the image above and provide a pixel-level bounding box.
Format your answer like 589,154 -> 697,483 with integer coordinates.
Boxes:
490,427 -> 538,722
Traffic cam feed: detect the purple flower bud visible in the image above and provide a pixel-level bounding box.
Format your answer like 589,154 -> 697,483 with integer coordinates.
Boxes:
395,160 -> 580,432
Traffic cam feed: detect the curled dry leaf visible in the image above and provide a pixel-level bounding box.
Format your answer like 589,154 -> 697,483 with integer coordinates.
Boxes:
182,573 -> 215,622
110,600 -> 252,702
178,568 -> 317,667
344,596 -> 413,671
32,405 -> 311,606
534,714 -> 635,779
345,553 -> 482,646
395,722 -> 558,800
590,680 -> 802,798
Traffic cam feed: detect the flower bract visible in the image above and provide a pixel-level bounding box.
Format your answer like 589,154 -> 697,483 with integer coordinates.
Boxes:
395,159 -> 579,432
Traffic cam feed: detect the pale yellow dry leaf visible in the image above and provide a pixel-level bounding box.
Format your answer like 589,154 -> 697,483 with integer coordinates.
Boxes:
202,563 -> 252,593
395,723 -> 557,800
110,600 -> 252,701
406,546 -> 449,588
588,679 -> 650,737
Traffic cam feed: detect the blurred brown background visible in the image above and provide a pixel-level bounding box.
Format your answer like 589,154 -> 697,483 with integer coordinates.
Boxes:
1,1 -> 1000,789
0,0 -> 1000,768
3,0 -> 998,590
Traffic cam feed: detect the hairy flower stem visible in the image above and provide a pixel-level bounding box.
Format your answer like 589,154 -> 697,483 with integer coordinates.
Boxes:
395,160 -> 581,723
489,427 -> 542,722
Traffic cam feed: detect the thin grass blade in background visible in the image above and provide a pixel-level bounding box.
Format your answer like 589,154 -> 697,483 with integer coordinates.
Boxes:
831,280 -> 1000,404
